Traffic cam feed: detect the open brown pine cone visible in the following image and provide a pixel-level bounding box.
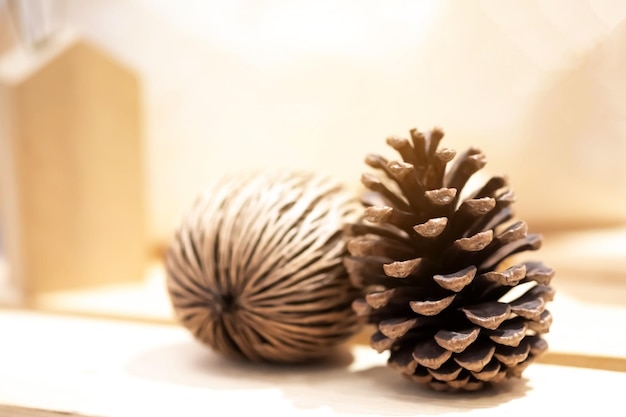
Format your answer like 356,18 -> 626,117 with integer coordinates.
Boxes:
345,128 -> 555,391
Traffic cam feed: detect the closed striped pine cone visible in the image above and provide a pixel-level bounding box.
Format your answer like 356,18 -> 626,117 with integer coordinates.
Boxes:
345,128 -> 555,391
166,171 -> 361,363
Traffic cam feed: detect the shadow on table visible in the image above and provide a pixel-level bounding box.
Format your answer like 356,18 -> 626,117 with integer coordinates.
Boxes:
125,341 -> 530,415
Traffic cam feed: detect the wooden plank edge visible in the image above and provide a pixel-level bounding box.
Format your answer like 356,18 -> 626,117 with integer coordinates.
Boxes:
538,351 -> 626,373
4,304 -> 176,327
0,404 -> 101,417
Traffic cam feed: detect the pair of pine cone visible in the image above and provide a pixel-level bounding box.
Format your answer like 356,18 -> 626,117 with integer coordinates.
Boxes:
165,126 -> 555,393
345,127 -> 555,391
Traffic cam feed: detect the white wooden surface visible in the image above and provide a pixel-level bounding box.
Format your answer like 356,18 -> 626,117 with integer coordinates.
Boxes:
31,245 -> 626,372
0,309 -> 625,417
32,261 -> 174,323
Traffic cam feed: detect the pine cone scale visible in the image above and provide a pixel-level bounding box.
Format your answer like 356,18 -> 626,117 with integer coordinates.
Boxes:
471,360 -> 501,381
488,319 -> 527,346
494,342 -> 531,367
461,302 -> 511,330
434,327 -> 480,352
433,266 -> 477,292
409,295 -> 456,315
428,361 -> 464,381
378,317 -> 420,339
414,217 -> 448,237
412,339 -> 453,369
453,341 -> 496,372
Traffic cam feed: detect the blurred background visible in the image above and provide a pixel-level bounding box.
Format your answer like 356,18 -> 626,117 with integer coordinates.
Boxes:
0,0 -> 625,360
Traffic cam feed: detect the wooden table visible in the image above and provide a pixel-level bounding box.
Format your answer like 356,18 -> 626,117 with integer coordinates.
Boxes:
1,309 -> 624,417
31,256 -> 626,372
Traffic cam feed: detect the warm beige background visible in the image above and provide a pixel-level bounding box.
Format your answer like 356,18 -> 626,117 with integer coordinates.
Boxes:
9,0 -> 626,245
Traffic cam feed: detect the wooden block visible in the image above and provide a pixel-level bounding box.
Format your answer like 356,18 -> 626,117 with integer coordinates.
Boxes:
0,2 -> 18,55
0,31 -> 147,294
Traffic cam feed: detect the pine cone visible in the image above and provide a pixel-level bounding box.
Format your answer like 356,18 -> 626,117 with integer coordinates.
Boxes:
166,171 -> 361,363
345,128 -> 555,391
